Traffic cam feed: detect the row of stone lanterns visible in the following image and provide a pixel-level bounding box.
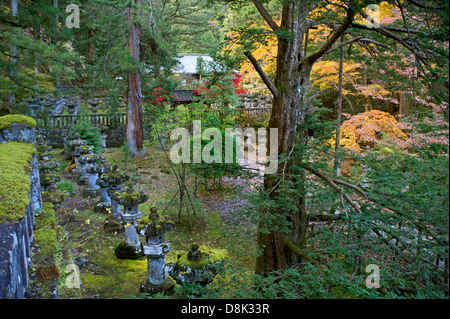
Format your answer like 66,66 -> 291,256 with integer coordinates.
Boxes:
65,132 -> 219,296
36,133 -> 68,210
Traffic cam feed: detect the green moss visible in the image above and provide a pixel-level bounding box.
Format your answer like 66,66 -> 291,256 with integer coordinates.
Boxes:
177,254 -> 209,269
35,204 -> 57,229
172,246 -> 227,269
0,114 -> 36,131
0,142 -> 36,223
79,250 -> 148,298
34,228 -> 57,260
34,203 -> 58,260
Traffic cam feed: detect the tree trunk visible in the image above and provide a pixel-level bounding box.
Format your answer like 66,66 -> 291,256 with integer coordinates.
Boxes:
255,2 -> 312,276
126,0 -> 145,158
335,36 -> 344,177
247,0 -> 355,276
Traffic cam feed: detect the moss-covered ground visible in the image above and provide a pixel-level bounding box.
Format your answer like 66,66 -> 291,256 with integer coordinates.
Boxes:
52,146 -> 258,298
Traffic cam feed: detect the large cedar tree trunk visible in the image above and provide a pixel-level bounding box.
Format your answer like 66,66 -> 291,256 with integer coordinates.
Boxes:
126,0 -> 145,157
255,3 -> 312,276
253,0 -> 355,276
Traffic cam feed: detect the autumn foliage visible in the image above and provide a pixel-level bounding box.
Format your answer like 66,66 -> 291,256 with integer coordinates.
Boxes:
331,110 -> 409,152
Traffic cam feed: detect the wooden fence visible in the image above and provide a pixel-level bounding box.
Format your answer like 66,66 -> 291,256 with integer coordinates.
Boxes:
35,108 -> 272,128
35,113 -> 127,128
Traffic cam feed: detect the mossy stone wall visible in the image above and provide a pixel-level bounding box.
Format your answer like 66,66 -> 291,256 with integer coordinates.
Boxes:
0,116 -> 42,299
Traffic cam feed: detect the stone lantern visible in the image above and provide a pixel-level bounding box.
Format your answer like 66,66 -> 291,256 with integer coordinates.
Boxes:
76,146 -> 96,185
66,97 -> 78,116
103,166 -> 130,234
111,186 -> 149,259
42,184 -> 68,211
36,139 -> 55,161
42,96 -> 56,115
94,173 -> 111,213
68,133 -> 87,172
24,97 -> 40,117
83,156 -> 108,198
39,158 -> 61,192
169,244 -> 220,288
138,207 -> 175,295
77,146 -> 94,185
87,97 -> 101,113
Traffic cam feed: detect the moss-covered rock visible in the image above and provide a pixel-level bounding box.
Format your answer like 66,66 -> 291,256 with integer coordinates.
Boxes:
0,142 -> 36,224
0,114 -> 36,131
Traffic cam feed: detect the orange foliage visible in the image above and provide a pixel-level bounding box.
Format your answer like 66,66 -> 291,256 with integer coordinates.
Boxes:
228,21 -> 279,94
330,110 -> 409,152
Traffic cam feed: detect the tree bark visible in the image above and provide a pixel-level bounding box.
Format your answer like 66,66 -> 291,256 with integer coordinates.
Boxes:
126,0 -> 145,158
255,1 -> 312,276
252,0 -> 355,276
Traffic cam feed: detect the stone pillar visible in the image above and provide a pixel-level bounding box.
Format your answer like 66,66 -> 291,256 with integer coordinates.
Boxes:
83,157 -> 108,198
104,167 -> 130,234
100,133 -> 107,153
139,207 -> 175,295
111,186 -> 149,259
169,243 -> 219,289
139,207 -> 175,294
94,174 -> 111,213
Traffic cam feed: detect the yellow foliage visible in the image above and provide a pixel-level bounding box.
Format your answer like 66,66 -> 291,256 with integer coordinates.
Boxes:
311,60 -> 362,91
227,22 -> 278,94
330,110 -> 408,152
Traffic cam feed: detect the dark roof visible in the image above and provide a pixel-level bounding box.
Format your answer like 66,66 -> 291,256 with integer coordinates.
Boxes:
172,90 -> 196,103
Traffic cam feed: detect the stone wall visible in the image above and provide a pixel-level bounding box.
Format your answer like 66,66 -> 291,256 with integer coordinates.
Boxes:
0,119 -> 42,299
38,125 -> 126,149
238,93 -> 272,108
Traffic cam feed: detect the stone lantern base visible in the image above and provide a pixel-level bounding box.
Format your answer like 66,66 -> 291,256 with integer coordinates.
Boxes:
103,216 -> 125,234
114,242 -> 144,260
139,277 -> 176,296
83,186 -> 100,198
77,175 -> 89,186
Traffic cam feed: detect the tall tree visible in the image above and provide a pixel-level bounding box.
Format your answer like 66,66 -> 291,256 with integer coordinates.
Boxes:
223,0 -> 448,276
0,0 -> 80,114
126,0 -> 145,157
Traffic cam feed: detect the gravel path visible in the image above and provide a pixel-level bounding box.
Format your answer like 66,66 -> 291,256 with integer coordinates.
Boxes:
202,174 -> 262,225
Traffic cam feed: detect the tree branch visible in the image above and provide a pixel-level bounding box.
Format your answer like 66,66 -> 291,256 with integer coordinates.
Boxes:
244,50 -> 279,99
322,35 -> 388,57
301,163 -> 362,214
350,22 -> 423,34
323,36 -> 364,55
306,4 -> 356,64
251,0 -> 279,32
358,11 -> 430,67
406,0 -> 446,10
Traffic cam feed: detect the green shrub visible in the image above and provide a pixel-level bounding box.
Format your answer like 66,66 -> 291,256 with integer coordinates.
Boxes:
69,120 -> 102,153
56,179 -> 75,196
